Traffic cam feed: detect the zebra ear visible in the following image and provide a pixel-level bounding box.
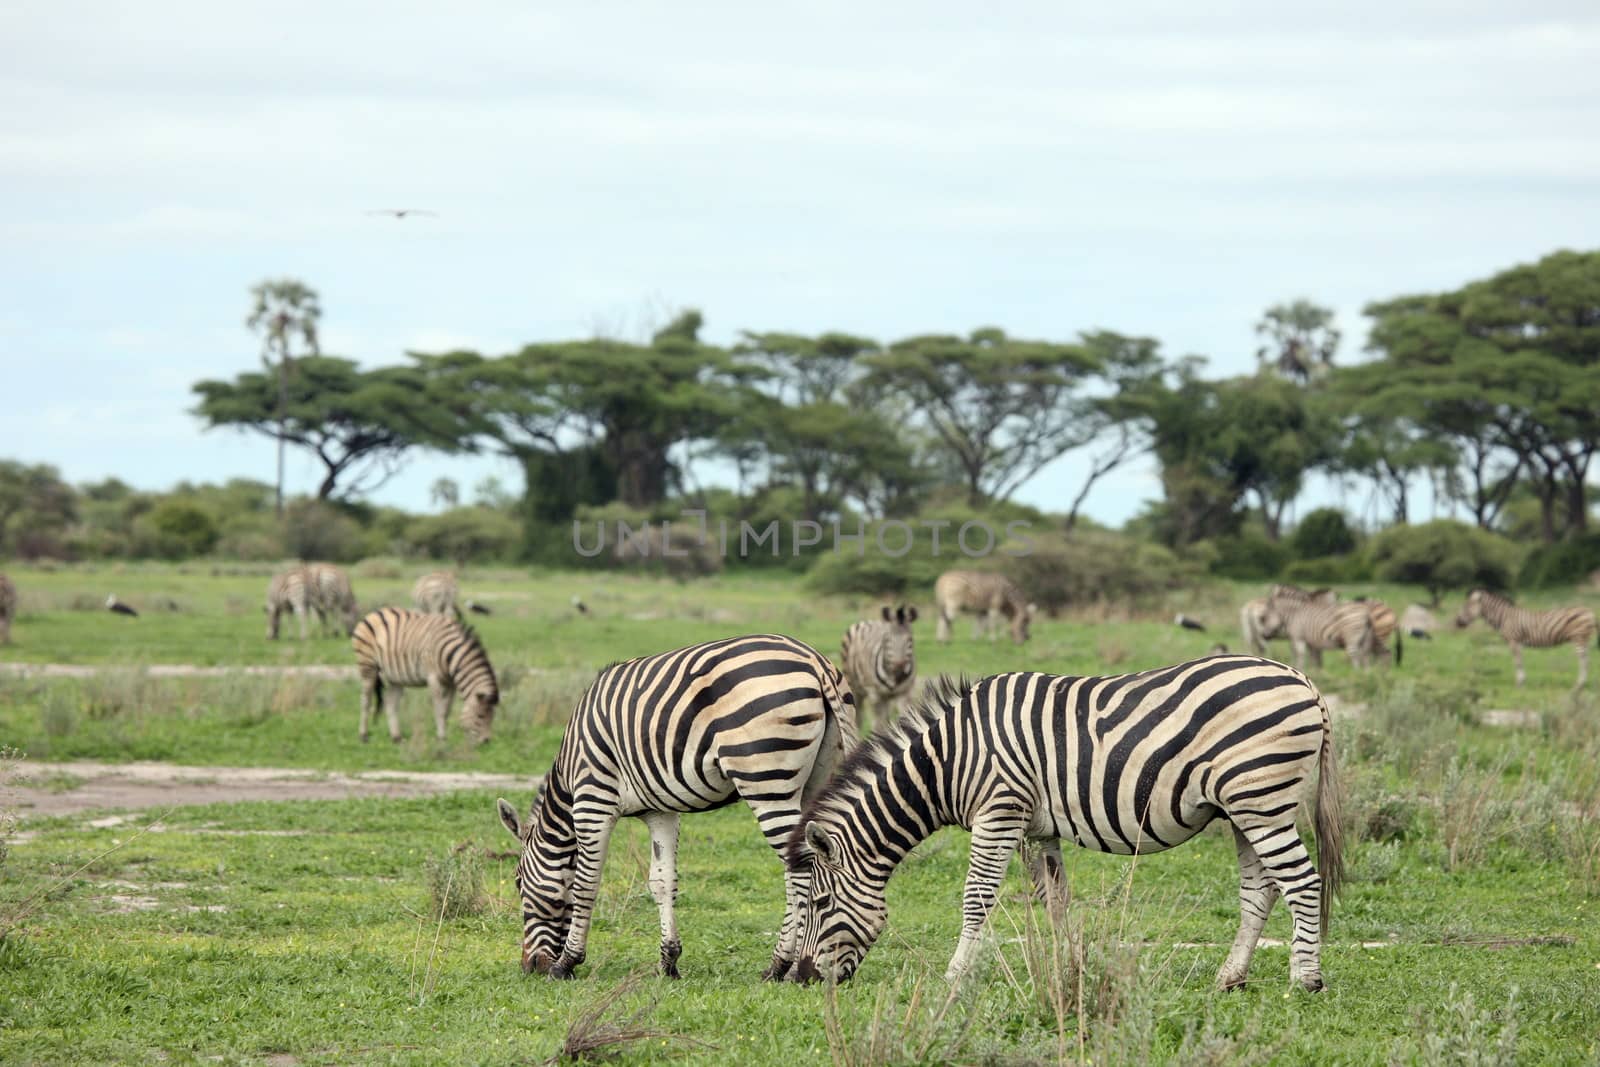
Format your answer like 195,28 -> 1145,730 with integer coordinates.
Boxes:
804,822 -> 838,865
881,605 -> 893,622
904,605 -> 918,624
496,797 -> 522,839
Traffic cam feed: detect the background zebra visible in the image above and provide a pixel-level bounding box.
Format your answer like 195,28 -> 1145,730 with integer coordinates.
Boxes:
306,562 -> 359,635
0,572 -> 15,644
265,566 -> 314,640
495,634 -> 857,980
412,571 -> 460,617
350,607 -> 499,744
1455,589 -> 1597,690
840,604 -> 918,734
1263,589 -> 1375,671
934,570 -> 1034,644
1352,595 -> 1402,666
786,657 -> 1344,992
1240,585 -> 1335,656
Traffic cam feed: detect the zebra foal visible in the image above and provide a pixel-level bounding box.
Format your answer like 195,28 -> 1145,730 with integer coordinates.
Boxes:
787,657 -> 1344,992
495,634 -> 857,980
351,607 -> 499,744
934,570 -> 1034,644
841,604 -> 918,734
1455,589 -> 1597,691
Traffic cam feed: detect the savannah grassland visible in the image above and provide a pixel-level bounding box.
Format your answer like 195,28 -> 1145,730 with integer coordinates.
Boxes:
1,562 -> 1598,1065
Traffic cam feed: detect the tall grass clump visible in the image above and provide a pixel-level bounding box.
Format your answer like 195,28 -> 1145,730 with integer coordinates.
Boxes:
0,747 -> 22,881
1396,984 -> 1519,1067
1436,754 -> 1564,872
423,841 -> 489,920
545,970 -> 705,1065
822,967 -> 983,1067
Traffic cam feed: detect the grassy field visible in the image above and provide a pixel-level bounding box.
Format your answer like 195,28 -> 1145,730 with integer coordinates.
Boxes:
2,562 -> 1599,1064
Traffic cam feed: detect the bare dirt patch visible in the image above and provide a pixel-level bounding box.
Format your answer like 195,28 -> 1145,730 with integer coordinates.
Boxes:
10,759 -> 537,819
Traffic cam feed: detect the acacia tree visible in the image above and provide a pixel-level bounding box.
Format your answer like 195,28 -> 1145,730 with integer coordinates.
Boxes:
246,279 -> 322,516
193,357 -> 469,500
863,328 -> 1099,507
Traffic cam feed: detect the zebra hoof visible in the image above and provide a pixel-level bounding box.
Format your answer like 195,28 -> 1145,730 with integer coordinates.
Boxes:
359,732 -> 369,744
547,962 -> 578,981
761,958 -> 793,982
1298,973 -> 1327,993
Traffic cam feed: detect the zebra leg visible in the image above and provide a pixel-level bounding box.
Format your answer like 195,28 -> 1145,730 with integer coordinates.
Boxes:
1576,641 -> 1590,692
1233,819 -> 1325,991
986,608 -> 1001,642
549,808 -> 620,980
1216,826 -> 1280,991
1511,642 -> 1526,687
946,805 -> 1028,981
642,811 -> 683,978
1021,838 -> 1067,907
936,608 -> 952,643
358,674 -> 375,743
383,687 -> 405,743
295,603 -> 309,641
428,677 -> 451,740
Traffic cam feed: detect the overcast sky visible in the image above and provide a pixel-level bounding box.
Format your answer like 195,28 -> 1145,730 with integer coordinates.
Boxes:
4,2 -> 1598,526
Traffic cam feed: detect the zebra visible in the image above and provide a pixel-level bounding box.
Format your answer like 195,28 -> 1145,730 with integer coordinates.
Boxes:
412,571 -> 460,617
1262,590 -> 1375,671
840,605 -> 918,734
1455,589 -> 1598,691
494,634 -> 857,980
1352,596 -> 1402,666
266,566 -> 315,640
785,657 -> 1345,992
0,572 -> 16,644
934,570 -> 1035,644
1240,585 -> 1335,657
306,562 -> 358,636
351,607 -> 499,744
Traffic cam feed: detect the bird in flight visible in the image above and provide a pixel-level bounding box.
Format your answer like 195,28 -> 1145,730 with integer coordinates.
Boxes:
367,208 -> 438,219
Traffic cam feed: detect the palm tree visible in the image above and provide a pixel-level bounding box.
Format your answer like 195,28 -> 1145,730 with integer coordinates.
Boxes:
246,279 -> 322,516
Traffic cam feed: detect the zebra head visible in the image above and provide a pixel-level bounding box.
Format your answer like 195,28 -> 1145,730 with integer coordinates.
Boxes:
788,818 -> 888,984
1010,602 -> 1036,644
877,605 -> 918,685
496,790 -> 576,974
463,687 -> 499,744
1454,589 -> 1486,628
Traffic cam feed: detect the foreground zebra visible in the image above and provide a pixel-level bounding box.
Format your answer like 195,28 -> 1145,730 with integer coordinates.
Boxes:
934,570 -> 1034,644
0,572 -> 15,644
787,656 -> 1344,991
351,607 -> 499,743
1263,589 -> 1376,671
412,571 -> 460,616
1240,585 -> 1334,656
495,634 -> 857,980
841,605 -> 918,734
1455,589 -> 1597,691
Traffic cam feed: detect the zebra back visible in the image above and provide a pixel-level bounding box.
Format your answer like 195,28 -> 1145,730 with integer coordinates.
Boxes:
935,570 -> 1034,642
412,571 -> 460,615
306,563 -> 357,629
351,607 -> 499,703
1460,589 -> 1598,648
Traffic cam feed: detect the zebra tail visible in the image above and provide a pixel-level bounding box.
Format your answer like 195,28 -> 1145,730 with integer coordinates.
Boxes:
1315,710 -> 1346,938
1395,629 -> 1403,668
818,661 -> 860,751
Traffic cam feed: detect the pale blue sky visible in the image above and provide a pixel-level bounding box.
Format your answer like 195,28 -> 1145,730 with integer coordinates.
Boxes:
3,2 -> 1598,526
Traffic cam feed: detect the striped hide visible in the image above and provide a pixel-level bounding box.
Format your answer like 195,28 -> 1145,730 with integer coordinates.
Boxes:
1455,589 -> 1597,690
412,571 -> 460,616
785,657 -> 1344,991
934,570 -> 1034,644
306,563 -> 358,635
840,604 -> 918,734
265,566 -> 314,640
495,634 -> 857,980
1241,586 -> 1335,657
351,607 -> 499,744
1263,591 -> 1375,671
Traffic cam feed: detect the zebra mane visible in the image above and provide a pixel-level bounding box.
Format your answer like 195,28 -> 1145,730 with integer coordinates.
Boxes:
1474,588 -> 1513,605
784,672 -> 974,869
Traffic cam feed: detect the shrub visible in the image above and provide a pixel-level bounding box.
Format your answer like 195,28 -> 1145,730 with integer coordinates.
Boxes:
405,507 -> 520,566
1290,507 -> 1357,559
1282,553 -> 1372,585
1006,529 -> 1201,614
1366,520 -> 1517,605
282,499 -> 366,562
1207,530 -> 1289,580
137,501 -> 220,559
1517,533 -> 1600,590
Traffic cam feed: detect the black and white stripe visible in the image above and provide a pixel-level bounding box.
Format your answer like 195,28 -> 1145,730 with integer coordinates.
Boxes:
934,570 -> 1035,644
495,634 -> 857,980
412,571 -> 460,616
265,566 -> 314,640
1240,585 -> 1335,656
786,656 -> 1344,992
0,572 -> 15,644
1455,589 -> 1597,690
351,607 -> 499,744
1263,589 -> 1375,671
307,562 -> 358,636
840,605 -> 918,734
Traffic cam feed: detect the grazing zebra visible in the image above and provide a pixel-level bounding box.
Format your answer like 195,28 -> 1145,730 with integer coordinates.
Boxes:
306,562 -> 358,635
0,572 -> 15,644
266,566 -> 314,640
494,634 -> 857,980
412,571 -> 460,617
1240,586 -> 1335,656
1455,589 -> 1597,690
1263,590 -> 1375,671
786,658 -> 1345,992
934,570 -> 1035,644
1352,596 -> 1402,666
351,607 -> 499,744
841,605 -> 918,734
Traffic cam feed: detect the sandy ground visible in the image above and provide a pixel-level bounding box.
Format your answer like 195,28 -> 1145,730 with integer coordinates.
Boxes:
9,759 -> 538,819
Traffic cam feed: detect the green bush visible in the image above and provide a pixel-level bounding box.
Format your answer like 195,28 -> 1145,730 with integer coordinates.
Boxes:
1289,507 -> 1357,559
1207,530 -> 1289,580
1006,528 -> 1201,613
405,507 -> 520,565
1282,553 -> 1372,585
1517,533 -> 1600,589
282,499 -> 366,562
1366,520 -> 1516,605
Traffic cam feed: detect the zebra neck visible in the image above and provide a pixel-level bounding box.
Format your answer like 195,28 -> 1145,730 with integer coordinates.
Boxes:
1479,596 -> 1509,627
838,717 -> 960,871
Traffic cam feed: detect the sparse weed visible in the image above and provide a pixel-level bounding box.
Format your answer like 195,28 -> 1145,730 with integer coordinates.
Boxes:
424,840 -> 489,920
1395,983 -> 1519,1067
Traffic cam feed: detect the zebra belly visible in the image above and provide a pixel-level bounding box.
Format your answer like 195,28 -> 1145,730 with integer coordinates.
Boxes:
378,666 -> 437,690
1034,793 -> 1216,856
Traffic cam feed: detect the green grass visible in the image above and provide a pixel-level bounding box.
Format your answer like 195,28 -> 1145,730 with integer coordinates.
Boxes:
2,563 -> 1599,1063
